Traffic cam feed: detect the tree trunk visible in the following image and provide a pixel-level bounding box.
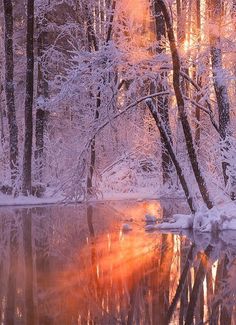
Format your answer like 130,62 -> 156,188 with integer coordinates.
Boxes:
0,84 -> 4,145
87,95 -> 100,196
22,0 -> 35,195
3,0 -> 19,184
159,0 -> 213,210
106,0 -> 116,43
208,0 -> 235,199
146,99 -> 195,213
86,3 -> 115,197
194,0 -> 201,147
85,5 -> 99,196
153,0 -> 173,186
35,19 -> 49,183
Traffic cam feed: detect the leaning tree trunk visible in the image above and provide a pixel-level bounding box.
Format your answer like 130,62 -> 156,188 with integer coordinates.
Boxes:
153,0 -> 173,186
146,99 -> 195,213
3,0 -> 19,185
208,0 -> 235,199
22,0 -> 35,196
159,0 -> 213,210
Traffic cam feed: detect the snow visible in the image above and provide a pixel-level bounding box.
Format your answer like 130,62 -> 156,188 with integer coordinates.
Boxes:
1,182 -> 236,234
100,158 -> 185,201
145,214 -> 157,223
0,188 -> 64,207
145,213 -> 193,231
193,203 -> 236,232
145,201 -> 236,232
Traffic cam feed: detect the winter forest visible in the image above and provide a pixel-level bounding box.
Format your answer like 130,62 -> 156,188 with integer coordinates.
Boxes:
1,0 -> 236,214
2,1 -> 236,324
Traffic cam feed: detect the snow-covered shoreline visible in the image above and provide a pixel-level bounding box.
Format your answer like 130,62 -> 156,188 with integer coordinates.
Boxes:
1,191 -> 236,233
0,188 -> 185,207
145,201 -> 236,232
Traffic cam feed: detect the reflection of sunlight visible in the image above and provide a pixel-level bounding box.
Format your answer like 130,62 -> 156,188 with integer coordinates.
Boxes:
2,206 -> 236,325
117,201 -> 161,221
146,202 -> 161,216
33,206 -> 233,325
49,228 -> 163,323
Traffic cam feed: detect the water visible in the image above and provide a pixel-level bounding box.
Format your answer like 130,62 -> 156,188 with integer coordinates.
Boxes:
0,200 -> 235,324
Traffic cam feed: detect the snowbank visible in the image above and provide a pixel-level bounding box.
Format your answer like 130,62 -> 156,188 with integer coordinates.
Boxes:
0,187 -> 64,207
145,202 -> 236,232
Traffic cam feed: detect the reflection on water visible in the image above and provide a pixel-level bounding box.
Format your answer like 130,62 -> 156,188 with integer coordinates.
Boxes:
0,200 -> 235,324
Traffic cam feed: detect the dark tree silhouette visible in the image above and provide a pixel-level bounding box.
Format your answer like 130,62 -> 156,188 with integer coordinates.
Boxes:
3,0 -> 19,184
22,0 -> 35,195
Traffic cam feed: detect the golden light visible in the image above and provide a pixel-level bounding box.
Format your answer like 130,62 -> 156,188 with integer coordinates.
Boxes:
115,0 -> 154,63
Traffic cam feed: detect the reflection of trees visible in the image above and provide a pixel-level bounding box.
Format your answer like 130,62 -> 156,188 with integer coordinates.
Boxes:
210,254 -> 232,325
185,244 -> 213,324
168,242 -> 195,323
23,209 -> 35,325
168,233 -> 236,325
153,233 -> 174,324
35,207 -> 52,325
1,204 -> 236,324
5,213 -> 18,325
0,209 -> 37,324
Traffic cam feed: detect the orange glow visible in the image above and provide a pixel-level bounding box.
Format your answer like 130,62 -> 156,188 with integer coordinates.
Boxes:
113,201 -> 161,222
32,206 -> 223,324
121,0 -> 149,24
115,0 -> 154,63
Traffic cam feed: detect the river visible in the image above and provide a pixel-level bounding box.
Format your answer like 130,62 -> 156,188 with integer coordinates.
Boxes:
0,199 -> 235,324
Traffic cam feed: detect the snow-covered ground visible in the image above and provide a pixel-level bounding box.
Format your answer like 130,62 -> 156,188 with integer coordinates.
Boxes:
0,188 -> 180,207
0,190 -> 64,207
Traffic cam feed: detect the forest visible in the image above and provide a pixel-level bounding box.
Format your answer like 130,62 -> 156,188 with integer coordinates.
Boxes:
0,0 -> 236,225
1,1 -> 236,324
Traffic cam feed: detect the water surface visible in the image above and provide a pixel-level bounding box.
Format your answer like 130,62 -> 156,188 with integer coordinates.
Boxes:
0,200 -> 235,324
